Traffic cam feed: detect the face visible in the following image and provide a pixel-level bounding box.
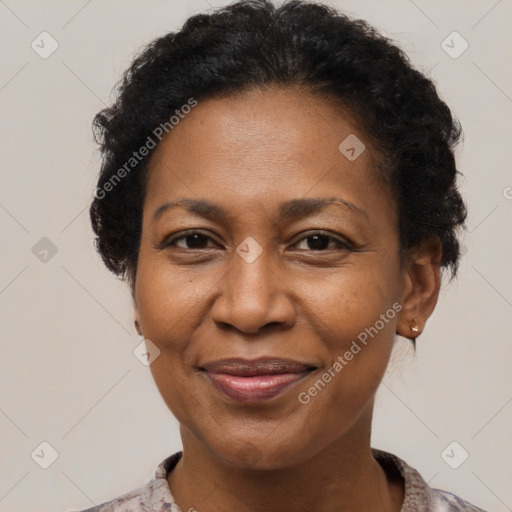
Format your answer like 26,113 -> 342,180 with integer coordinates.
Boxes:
134,86 -> 423,470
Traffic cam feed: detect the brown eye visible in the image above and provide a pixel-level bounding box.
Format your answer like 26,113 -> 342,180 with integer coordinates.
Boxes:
294,232 -> 352,251
164,231 -> 217,250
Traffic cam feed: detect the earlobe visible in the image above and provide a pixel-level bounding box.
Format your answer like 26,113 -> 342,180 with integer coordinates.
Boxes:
396,237 -> 442,340
133,292 -> 143,336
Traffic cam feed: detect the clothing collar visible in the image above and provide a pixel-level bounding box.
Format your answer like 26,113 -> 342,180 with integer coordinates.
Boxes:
141,448 -> 430,511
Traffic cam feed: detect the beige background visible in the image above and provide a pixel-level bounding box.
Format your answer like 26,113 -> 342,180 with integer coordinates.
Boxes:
1,0 -> 511,511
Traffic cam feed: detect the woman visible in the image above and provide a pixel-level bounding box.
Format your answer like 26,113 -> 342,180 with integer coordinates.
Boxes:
81,0 -> 485,510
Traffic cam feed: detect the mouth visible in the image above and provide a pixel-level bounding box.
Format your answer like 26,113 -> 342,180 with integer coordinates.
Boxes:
199,357 -> 317,403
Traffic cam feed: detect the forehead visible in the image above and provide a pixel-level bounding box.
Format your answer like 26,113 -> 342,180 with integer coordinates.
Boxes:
144,86 -> 393,222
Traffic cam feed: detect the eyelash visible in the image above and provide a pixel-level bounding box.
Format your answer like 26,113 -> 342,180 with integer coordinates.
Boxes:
161,230 -> 353,252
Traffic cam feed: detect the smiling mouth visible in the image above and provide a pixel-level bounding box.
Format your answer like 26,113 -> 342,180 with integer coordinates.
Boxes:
199,357 -> 317,403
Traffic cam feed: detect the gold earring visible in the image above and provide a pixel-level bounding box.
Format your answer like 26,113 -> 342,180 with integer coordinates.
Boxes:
411,318 -> 419,333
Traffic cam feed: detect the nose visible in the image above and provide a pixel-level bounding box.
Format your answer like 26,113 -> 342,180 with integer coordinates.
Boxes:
210,245 -> 296,334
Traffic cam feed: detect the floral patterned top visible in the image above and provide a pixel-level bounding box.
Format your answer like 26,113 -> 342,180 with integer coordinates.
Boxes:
74,448 -> 487,511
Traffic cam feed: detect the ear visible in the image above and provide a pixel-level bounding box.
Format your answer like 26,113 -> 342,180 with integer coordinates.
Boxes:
396,236 -> 443,339
132,286 -> 143,336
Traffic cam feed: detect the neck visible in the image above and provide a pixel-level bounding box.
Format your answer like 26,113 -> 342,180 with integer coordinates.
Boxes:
167,408 -> 404,512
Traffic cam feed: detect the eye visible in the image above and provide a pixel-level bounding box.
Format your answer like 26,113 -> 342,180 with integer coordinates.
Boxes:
163,231 -> 219,250
292,232 -> 352,251
160,230 -> 353,252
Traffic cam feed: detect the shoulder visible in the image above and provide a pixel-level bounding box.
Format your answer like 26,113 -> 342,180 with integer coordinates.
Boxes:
69,452 -> 183,512
371,448 -> 488,512
73,487 -> 143,512
429,487 -> 488,512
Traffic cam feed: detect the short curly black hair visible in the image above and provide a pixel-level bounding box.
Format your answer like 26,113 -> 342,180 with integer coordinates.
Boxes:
90,0 -> 467,288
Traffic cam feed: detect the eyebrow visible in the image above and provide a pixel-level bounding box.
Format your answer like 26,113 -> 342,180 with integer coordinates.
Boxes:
152,196 -> 368,223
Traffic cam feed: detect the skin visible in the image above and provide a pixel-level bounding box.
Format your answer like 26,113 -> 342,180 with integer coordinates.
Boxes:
133,85 -> 442,512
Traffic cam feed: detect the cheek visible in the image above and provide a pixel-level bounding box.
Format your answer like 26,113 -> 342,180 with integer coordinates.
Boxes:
134,259 -> 222,422
135,255 -> 218,348
148,358 -> 194,427
133,267 -> 182,385
292,310 -> 396,457
297,261 -> 398,347
292,264 -> 398,416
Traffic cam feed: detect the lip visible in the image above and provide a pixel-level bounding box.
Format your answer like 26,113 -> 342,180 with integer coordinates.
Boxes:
200,357 -> 316,403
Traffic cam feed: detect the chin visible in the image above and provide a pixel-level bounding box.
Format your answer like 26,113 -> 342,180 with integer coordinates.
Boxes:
209,437 -> 311,471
